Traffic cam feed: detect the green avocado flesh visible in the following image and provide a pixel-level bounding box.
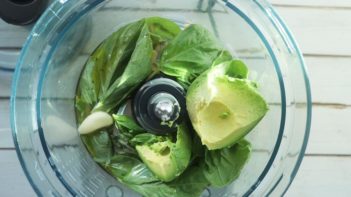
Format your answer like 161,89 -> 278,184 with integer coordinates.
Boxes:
187,62 -> 268,150
136,124 -> 191,182
136,142 -> 176,182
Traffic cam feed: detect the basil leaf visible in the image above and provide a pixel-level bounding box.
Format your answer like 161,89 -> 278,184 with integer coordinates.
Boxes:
203,139 -> 251,187
75,20 -> 145,122
130,133 -> 167,146
159,24 -> 223,87
169,164 -> 209,197
105,155 -> 159,184
212,50 -> 233,66
113,115 -> 145,135
146,17 -> 181,46
105,156 -> 209,197
127,182 -> 176,197
170,124 -> 192,174
94,23 -> 154,112
222,60 -> 249,79
112,115 -> 147,156
76,18 -> 180,121
190,133 -> 205,162
104,154 -> 177,196
81,130 -> 113,164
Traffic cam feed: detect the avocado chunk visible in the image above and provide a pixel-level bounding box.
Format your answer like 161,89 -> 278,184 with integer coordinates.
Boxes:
186,60 -> 268,150
135,124 -> 191,182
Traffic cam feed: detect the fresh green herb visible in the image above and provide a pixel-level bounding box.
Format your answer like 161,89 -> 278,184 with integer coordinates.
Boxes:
75,20 -> 146,122
223,60 -> 249,79
145,17 -> 181,47
113,115 -> 145,135
111,115 -> 147,156
168,163 -> 209,197
105,154 -> 159,184
130,133 -> 167,146
81,130 -> 113,165
105,153 -> 209,197
93,23 -> 154,112
211,50 -> 233,66
159,24 -> 224,88
203,139 -> 251,187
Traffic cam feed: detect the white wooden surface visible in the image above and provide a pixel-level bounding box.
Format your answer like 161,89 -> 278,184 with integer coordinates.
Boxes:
1,0 -> 351,196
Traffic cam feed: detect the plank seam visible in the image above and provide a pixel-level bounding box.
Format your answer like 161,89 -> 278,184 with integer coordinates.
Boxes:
303,53 -> 351,59
305,153 -> 351,157
272,4 -> 351,10
0,148 -> 15,151
0,47 -> 22,51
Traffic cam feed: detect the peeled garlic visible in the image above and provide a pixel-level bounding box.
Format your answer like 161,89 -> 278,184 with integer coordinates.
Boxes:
78,111 -> 113,134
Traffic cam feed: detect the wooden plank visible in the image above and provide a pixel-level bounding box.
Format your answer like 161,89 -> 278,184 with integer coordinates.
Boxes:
270,0 -> 351,8
0,2 -> 350,57
286,156 -> 351,197
275,7 -> 351,56
0,20 -> 29,48
0,49 -> 19,71
0,99 -> 10,128
0,150 -> 36,197
0,70 -> 12,97
0,99 -> 12,148
0,128 -> 12,148
306,56 -> 351,105
307,106 -> 351,155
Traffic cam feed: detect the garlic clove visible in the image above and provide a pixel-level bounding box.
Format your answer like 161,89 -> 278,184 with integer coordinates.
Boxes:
78,111 -> 113,134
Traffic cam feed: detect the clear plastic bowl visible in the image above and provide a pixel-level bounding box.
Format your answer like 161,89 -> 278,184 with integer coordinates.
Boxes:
11,0 -> 311,196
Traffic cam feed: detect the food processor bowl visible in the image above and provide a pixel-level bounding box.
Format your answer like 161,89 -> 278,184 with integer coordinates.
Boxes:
11,0 -> 311,196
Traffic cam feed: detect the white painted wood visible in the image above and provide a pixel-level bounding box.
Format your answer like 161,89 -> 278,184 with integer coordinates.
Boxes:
270,0 -> 351,7
308,106 -> 351,155
0,2 -> 350,57
0,150 -> 36,197
0,20 -> 30,48
275,7 -> 351,56
0,128 -> 12,148
0,70 -> 12,97
0,50 -> 19,70
0,99 -> 10,128
0,99 -> 13,148
286,156 -> 351,197
306,56 -> 351,105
